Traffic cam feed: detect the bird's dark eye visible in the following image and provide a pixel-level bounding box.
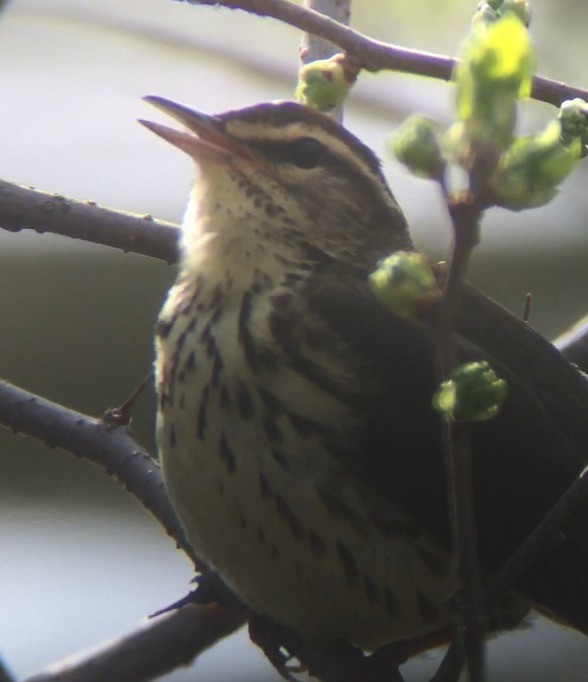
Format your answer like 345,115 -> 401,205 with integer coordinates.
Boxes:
289,137 -> 324,169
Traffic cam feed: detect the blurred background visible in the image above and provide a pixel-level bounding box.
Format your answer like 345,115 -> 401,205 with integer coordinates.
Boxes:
1,0 -> 588,680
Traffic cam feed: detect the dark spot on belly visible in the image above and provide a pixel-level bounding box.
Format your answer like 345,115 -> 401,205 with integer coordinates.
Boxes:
155,316 -> 175,339
337,540 -> 359,586
211,352 -> 224,388
206,336 -> 217,359
258,388 -> 283,415
184,351 -> 196,373
219,433 -> 237,474
317,488 -> 366,534
159,392 -> 168,411
197,392 -> 208,440
275,494 -> 304,541
270,448 -> 290,471
259,472 -> 273,499
262,414 -> 282,443
168,423 -> 176,448
236,380 -> 255,420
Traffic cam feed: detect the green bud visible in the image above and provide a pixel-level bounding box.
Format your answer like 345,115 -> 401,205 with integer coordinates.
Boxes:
295,53 -> 359,111
369,251 -> 440,319
492,120 -> 582,210
559,98 -> 588,156
433,361 -> 508,423
390,115 -> 445,179
455,14 -> 534,152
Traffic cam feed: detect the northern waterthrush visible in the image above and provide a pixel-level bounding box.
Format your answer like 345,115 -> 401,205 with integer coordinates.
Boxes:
142,97 -> 588,653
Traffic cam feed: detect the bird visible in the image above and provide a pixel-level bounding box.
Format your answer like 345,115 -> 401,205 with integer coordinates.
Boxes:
140,96 -> 588,660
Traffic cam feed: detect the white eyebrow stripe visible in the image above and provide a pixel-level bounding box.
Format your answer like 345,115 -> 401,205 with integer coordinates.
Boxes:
223,119 -> 399,213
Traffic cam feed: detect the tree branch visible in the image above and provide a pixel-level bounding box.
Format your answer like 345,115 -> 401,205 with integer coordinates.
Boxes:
24,604 -> 245,682
555,316 -> 588,375
0,179 -> 179,263
185,0 -> 588,108
0,377 -> 193,563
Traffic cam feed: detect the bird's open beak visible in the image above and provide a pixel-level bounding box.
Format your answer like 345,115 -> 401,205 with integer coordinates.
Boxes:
139,95 -> 252,164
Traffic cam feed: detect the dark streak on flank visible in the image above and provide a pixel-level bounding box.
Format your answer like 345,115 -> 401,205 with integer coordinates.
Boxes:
308,530 -> 327,558
275,494 -> 304,541
270,448 -> 290,471
318,487 -> 366,534
336,540 -> 359,586
262,414 -> 283,443
211,352 -> 224,388
236,380 -> 255,420
155,316 -> 176,340
363,575 -> 381,604
269,310 -> 361,406
219,432 -> 237,474
259,472 -> 273,499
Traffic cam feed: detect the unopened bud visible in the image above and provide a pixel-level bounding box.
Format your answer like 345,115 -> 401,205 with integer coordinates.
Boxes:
455,14 -> 534,153
433,361 -> 508,423
391,115 -> 445,179
492,120 -> 581,209
369,251 -> 441,319
559,98 -> 588,156
296,53 -> 359,111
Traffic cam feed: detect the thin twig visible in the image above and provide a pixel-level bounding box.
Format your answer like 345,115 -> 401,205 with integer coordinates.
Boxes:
0,179 -> 179,263
24,604 -> 245,682
186,0 -> 588,108
485,465 -> 588,606
434,197 -> 485,682
523,292 -> 532,324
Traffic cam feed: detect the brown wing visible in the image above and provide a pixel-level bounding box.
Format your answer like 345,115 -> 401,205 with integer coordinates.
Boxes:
302,264 -> 588,635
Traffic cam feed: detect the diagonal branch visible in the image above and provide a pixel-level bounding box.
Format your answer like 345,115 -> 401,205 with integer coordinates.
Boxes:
0,377 -> 192,563
24,604 -> 246,682
185,0 -> 588,107
0,179 -> 179,263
